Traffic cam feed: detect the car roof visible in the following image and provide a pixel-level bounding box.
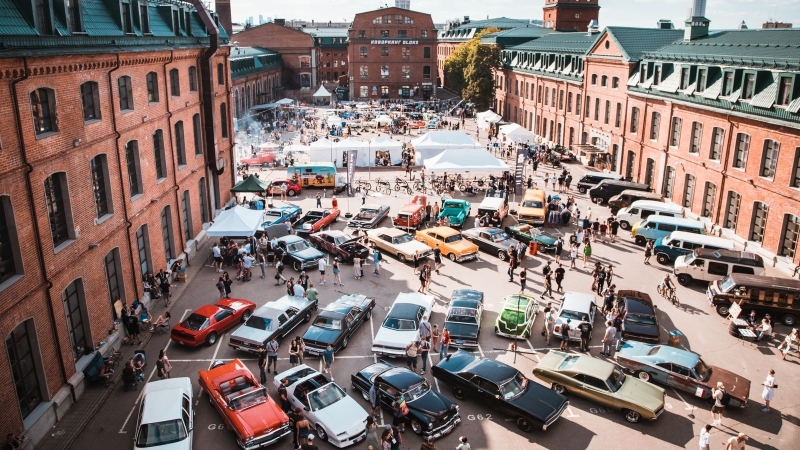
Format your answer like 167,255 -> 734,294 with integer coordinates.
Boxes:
394,292 -> 434,309
425,226 -> 459,237
571,356 -> 615,379
193,304 -> 223,318
651,345 -> 700,367
388,302 -> 424,319
279,235 -> 304,243
468,358 -> 518,382
381,367 -> 425,389
443,199 -> 467,205
561,292 -> 596,312
362,203 -> 383,210
623,296 -> 656,316
371,227 -> 407,237
628,200 -> 682,211
272,295 -> 313,310
141,379 -> 191,424
502,294 -> 533,311
451,289 -> 484,304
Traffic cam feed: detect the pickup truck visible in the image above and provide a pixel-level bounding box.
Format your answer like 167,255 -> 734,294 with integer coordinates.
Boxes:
393,195 -> 429,230
293,208 -> 340,234
347,204 -> 390,230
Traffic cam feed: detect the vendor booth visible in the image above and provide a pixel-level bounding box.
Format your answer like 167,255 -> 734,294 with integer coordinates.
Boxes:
370,135 -> 403,166
409,131 -> 483,164
335,137 -> 370,167
313,85 -> 333,105
476,110 -> 502,130
309,137 -> 337,165
207,206 -> 264,237
423,147 -> 510,173
498,123 -> 536,143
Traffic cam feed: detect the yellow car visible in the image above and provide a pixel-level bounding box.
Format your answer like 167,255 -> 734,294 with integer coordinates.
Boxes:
415,227 -> 479,263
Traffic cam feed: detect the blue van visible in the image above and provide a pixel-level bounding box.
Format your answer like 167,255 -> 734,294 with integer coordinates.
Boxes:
653,231 -> 734,265
630,216 -> 706,246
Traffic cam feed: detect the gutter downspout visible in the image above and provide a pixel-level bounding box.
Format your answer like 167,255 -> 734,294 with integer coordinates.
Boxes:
11,57 -> 70,393
713,112 -> 735,229
162,50 -> 186,256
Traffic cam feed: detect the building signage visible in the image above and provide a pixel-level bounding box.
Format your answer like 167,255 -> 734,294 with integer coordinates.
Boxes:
370,39 -> 419,45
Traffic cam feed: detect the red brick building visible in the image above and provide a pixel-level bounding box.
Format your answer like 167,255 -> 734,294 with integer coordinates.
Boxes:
0,1 -> 233,446
230,46 -> 283,121
542,0 -> 601,32
349,7 -> 437,100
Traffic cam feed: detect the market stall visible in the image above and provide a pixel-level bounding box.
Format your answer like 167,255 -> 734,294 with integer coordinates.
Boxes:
409,131 -> 483,164
476,110 -> 502,130
309,137 -> 337,164
498,123 -> 536,143
312,85 -> 333,105
423,147 -> 510,173
206,206 -> 265,237
334,137 -> 370,167
370,134 -> 403,166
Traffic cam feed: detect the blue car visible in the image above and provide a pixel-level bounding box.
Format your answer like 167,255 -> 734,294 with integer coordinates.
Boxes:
261,205 -> 302,228
437,199 -> 471,228
277,235 -> 325,271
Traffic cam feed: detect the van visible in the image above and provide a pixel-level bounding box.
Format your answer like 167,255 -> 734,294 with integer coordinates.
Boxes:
576,172 -> 622,194
674,248 -> 765,286
517,189 -> 546,226
608,190 -> 664,214
630,216 -> 705,246
707,273 -> 800,326
616,200 -> 684,230
653,231 -> 734,265
287,163 -> 345,189
588,180 -> 651,205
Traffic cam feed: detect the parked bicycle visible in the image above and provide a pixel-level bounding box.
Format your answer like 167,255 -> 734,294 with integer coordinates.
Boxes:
374,178 -> 393,195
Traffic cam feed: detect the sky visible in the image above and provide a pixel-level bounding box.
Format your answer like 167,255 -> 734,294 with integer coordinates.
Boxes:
228,0 -> 800,30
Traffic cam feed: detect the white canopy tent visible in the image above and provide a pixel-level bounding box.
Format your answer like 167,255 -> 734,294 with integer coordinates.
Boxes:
370,135 -> 403,166
326,115 -> 345,128
276,98 -> 294,105
313,85 -> 333,105
499,123 -> 536,143
423,147 -> 510,173
476,110 -> 502,129
309,137 -> 337,164
409,131 -> 483,163
207,206 -> 264,237
335,137 -> 370,167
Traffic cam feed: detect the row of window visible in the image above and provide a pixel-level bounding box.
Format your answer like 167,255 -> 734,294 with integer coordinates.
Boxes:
590,74 -> 620,89
360,65 -> 431,79
359,46 -> 431,59
371,14 -> 415,25
235,76 -> 279,119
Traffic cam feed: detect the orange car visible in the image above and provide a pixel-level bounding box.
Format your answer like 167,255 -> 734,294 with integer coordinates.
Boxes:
393,195 -> 428,230
199,359 -> 291,449
415,227 -> 479,263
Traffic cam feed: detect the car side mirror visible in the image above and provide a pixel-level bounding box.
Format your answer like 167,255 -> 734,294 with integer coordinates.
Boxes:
495,395 -> 501,400
304,406 -> 310,412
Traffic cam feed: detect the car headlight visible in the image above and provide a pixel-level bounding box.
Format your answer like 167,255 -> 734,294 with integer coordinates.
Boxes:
542,424 -> 547,431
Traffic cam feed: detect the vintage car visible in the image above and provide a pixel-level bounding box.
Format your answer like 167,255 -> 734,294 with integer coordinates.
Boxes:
461,227 -> 520,261
292,208 -> 340,235
494,294 -> 538,339
273,366 -> 368,447
347,204 -> 391,230
198,359 -> 291,449
477,189 -> 510,221
617,290 -> 661,344
443,290 -> 484,349
134,378 -> 194,450
372,292 -> 435,357
553,292 -> 597,342
432,350 -> 568,432
308,230 -> 370,263
504,224 -> 559,253
414,227 -> 478,263
351,362 -> 461,439
171,298 -> 256,347
302,294 -> 376,354
229,295 -> 318,353
260,205 -> 303,229
393,195 -> 429,230
277,234 -> 325,271
534,352 -> 667,424
367,227 -> 433,263
437,199 -> 471,228
615,342 -> 750,409
267,178 -> 302,197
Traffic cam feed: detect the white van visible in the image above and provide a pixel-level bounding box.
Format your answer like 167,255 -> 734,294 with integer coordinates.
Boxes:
653,231 -> 735,265
616,200 -> 684,230
673,248 -> 766,286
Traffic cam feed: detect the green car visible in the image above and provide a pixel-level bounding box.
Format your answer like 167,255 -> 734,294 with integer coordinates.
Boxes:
437,199 -> 471,228
533,351 -> 666,424
504,225 -> 558,253
494,294 -> 538,338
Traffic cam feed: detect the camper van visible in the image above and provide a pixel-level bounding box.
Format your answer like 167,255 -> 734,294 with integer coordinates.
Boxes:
608,190 -> 664,214
630,216 -> 705,246
653,231 -> 734,265
707,273 -> 800,326
287,163 -> 346,190
674,249 -> 765,286
587,180 -> 651,205
616,200 -> 685,230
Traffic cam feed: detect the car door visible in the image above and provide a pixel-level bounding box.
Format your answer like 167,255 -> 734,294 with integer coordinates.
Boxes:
477,232 -> 493,251
377,380 -> 398,409
214,309 -> 235,333
576,374 -> 614,407
182,393 -> 194,447
666,363 -> 696,392
322,234 -> 335,253
343,310 -> 357,340
474,377 -> 503,410
651,363 -> 673,385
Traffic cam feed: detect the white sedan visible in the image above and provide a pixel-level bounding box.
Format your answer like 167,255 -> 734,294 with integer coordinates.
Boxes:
367,227 -> 433,263
371,292 -> 435,357
553,291 -> 597,342
134,378 -> 194,450
273,365 -> 368,447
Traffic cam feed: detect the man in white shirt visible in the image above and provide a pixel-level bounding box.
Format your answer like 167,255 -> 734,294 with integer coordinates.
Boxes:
212,242 -> 223,273
600,320 -> 617,357
698,424 -> 711,450
318,258 -> 327,285
242,253 -> 255,281
292,282 -> 306,298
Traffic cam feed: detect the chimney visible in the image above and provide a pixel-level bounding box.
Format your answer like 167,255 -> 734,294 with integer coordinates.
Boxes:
657,19 -> 674,29
684,0 -> 709,41
692,0 -> 707,17
587,19 -> 600,35
214,0 -> 232,35
463,16 -> 470,24
274,18 -> 286,26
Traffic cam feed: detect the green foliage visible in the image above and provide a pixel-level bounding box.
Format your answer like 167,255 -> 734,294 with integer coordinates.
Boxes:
443,27 -> 501,103
463,44 -> 500,110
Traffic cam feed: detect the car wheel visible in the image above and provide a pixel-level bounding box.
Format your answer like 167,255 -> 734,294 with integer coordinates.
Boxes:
498,250 -> 508,261
516,417 -> 532,433
398,253 -> 407,263
578,187 -> 586,194
410,419 -> 423,435
624,409 -> 641,424
342,336 -> 349,349
677,274 -> 692,286
293,261 -> 302,272
452,387 -> 467,400
783,314 -> 797,326
361,388 -> 370,402
316,424 -> 328,442
241,310 -> 252,323
448,253 -> 457,262
287,190 -> 296,197
551,383 -> 566,395
593,197 -> 604,205
303,311 -> 312,323
715,304 -> 730,317
636,371 -> 651,382
619,221 -> 630,230
634,236 -> 646,246
206,332 -> 218,346
656,254 -> 670,265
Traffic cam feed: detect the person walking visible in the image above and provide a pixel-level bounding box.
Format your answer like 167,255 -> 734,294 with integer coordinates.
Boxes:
507,256 -> 515,282
519,267 -> 527,291
600,320 -> 616,357
578,316 -> 593,353
266,337 -> 280,375
431,324 -> 440,353
212,242 -> 223,273
439,328 -> 451,359
778,328 -> 797,360
315,192 -> 322,208
223,272 -> 233,298
353,255 -> 363,280
369,384 -> 380,419
644,240 -> 654,265
391,394 -> 408,434
419,316 -> 432,343
456,436 -> 471,450
289,338 -> 300,367
433,245 -> 442,274
725,433 -> 747,450
582,242 -> 592,268
542,273 -> 553,299
331,259 -> 342,286
365,417 -> 381,450
560,319 -> 571,351
258,345 -> 268,384
761,369 -> 776,412
544,308 -> 556,346
413,251 -> 420,275
554,263 -> 565,292
295,411 -> 311,449
318,257 -> 327,285
541,302 -> 553,336
373,249 -> 381,276
322,344 -> 335,379
418,264 -> 428,293
711,382 -> 726,426
698,424 -> 712,450
216,276 -> 226,299
404,340 -> 419,372
419,337 -> 431,375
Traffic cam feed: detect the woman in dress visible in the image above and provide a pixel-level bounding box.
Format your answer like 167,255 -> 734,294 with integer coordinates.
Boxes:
643,240 -> 653,265
353,255 -> 363,280
158,349 -> 172,379
222,272 -> 233,298
417,264 -> 428,293
295,410 -> 311,449
289,338 -> 300,367
761,369 -> 776,412
365,416 -> 381,450
296,337 -> 306,365
332,259 -> 342,286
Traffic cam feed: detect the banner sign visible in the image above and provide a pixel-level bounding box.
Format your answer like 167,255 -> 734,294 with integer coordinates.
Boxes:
346,150 -> 357,197
514,150 -> 525,196
370,39 -> 419,45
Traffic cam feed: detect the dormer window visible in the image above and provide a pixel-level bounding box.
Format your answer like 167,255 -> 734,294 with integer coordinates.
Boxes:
639,63 -> 648,83
696,68 -> 707,93
35,0 -> 53,35
67,0 -> 83,33
742,73 -> 756,100
172,9 -> 180,34
121,1 -> 133,34
652,65 -> 661,86
777,76 -> 793,106
680,67 -> 690,90
722,71 -> 734,96
184,10 -> 191,34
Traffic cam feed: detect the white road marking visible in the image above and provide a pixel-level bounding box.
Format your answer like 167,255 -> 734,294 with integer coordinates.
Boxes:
369,312 -> 385,426
671,387 -> 695,411
476,343 -> 486,358
524,338 -> 541,362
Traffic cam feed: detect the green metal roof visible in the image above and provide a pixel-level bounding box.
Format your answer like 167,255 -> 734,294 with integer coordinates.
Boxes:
603,27 -> 684,62
0,0 -> 36,36
510,31 -> 601,54
230,46 -> 283,79
481,27 -> 553,48
451,17 -> 531,31
83,0 -> 125,37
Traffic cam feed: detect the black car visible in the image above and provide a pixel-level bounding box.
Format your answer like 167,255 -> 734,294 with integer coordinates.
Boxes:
461,227 -> 520,261
308,230 -> 370,264
432,350 -> 568,433
277,234 -> 326,271
617,290 -> 661,344
347,204 -> 391,230
351,362 -> 461,439
302,294 -> 376,354
444,290 -> 484,350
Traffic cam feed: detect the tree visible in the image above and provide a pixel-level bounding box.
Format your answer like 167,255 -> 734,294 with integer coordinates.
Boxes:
463,44 -> 500,110
443,27 -> 501,96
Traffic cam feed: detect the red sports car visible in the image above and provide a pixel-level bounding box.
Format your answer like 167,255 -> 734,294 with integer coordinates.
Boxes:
171,298 -> 256,347
268,179 -> 302,197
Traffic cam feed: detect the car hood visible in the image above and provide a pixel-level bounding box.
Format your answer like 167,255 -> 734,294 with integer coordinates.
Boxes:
509,384 -> 569,422
234,400 -> 288,438
409,389 -> 457,417
707,367 -> 751,402
439,208 -> 466,217
291,247 -> 325,261
312,396 -> 368,435
231,325 -> 273,344
616,377 -> 665,412
302,326 -> 341,345
443,322 -> 479,340
447,241 -> 478,254
373,327 -> 418,348
622,320 -> 660,339
397,241 -> 435,255
535,234 -> 558,246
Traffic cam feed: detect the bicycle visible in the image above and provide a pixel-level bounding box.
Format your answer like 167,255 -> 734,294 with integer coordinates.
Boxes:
656,284 -> 680,306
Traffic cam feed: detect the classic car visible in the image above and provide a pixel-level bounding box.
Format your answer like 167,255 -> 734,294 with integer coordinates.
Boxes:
198,359 -> 291,449
366,227 -> 433,263
461,227 -> 520,261
351,362 -> 461,439
273,366 -> 368,447
267,178 -> 302,197
308,230 -> 370,263
432,350 -> 568,432
444,290 -> 484,349
477,189 -> 510,221
347,204 -> 391,230
617,290 -> 660,344
293,208 -> 340,235
277,234 -> 325,271
171,298 -> 256,347
372,292 -> 435,357
414,227 -> 478,263
134,378 -> 194,450
228,295 -> 318,353
437,199 -> 471,228
495,294 -> 538,339
302,294 -> 376,354
260,205 -> 303,229
533,352 -> 667,423
553,292 -> 597,342
393,195 -> 429,230
504,224 -> 559,253
615,342 -> 750,408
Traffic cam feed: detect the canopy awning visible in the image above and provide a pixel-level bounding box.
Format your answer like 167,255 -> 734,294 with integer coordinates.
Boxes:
499,123 -> 536,143
206,206 -> 264,237
276,98 -> 294,105
423,147 -> 510,173
250,103 -> 278,112
313,85 -> 332,97
230,175 -> 270,193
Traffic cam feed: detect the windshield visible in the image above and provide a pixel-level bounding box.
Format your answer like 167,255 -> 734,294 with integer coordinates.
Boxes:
245,315 -> 277,331
443,202 -> 461,209
447,308 -> 477,324
521,200 -> 543,208
559,309 -> 585,322
694,359 -> 711,381
445,234 -> 463,244
308,383 -> 346,411
181,314 -> 209,331
684,253 -> 696,265
491,232 -> 511,243
606,368 -> 626,392
136,420 -> 188,448
718,276 -> 735,292
230,387 -> 268,410
404,381 -> 430,402
312,316 -> 342,330
383,317 -> 417,331
394,234 -> 414,244
499,371 -> 528,400
265,210 -> 282,217
625,313 -> 657,326
287,241 -> 310,252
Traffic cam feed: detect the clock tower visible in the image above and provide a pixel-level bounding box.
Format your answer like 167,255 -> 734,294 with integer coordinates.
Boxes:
543,0 -> 601,32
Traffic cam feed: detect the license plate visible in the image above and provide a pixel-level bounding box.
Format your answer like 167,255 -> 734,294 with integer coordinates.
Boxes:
355,435 -> 363,443
307,349 -> 320,354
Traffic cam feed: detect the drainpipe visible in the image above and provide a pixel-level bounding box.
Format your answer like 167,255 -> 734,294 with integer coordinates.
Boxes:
162,50 -> 186,257
713,112 -> 735,229
11,57 -> 70,391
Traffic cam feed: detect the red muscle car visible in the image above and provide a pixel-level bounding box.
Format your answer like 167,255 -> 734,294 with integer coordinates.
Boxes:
170,298 -> 256,347
267,179 -> 302,197
199,359 -> 291,449
293,208 -> 340,235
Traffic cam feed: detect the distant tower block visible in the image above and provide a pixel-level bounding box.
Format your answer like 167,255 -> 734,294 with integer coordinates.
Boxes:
542,0 -> 601,32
